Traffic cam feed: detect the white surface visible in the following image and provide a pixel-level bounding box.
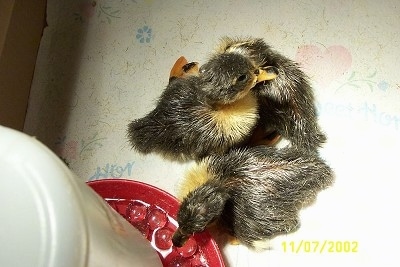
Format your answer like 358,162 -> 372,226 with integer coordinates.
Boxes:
23,0 -> 400,266
0,126 -> 161,267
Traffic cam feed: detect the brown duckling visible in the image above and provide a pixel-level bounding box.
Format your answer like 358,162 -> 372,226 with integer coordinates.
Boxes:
171,55 -> 280,147
213,37 -> 326,153
127,53 -> 276,161
172,146 -> 333,249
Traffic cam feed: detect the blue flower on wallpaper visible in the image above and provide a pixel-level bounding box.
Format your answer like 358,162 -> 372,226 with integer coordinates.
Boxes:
377,80 -> 389,92
136,26 -> 152,43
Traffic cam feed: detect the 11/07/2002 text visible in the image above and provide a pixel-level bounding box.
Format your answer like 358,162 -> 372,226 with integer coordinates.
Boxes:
282,240 -> 358,253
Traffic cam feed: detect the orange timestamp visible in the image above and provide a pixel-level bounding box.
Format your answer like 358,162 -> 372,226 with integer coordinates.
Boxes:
281,240 -> 358,253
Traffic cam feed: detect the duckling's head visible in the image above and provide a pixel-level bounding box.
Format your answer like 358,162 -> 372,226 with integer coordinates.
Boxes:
198,52 -> 260,105
172,182 -> 229,247
216,37 -> 271,66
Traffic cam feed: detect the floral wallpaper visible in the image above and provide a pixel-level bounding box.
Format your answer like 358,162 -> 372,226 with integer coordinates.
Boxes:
24,0 -> 400,266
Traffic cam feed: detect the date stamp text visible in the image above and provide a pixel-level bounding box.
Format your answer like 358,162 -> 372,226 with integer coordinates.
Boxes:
282,240 -> 358,253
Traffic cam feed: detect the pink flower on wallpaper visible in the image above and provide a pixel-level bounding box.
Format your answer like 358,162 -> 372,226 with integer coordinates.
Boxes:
295,44 -> 352,88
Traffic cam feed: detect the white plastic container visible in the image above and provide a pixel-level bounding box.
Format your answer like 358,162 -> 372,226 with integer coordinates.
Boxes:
0,125 -> 162,267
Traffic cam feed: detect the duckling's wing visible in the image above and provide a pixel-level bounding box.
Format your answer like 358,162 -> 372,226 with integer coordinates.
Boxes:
127,77 -> 208,160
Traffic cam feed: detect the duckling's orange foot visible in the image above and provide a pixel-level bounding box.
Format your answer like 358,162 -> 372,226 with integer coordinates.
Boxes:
248,127 -> 282,147
169,56 -> 188,79
169,56 -> 199,80
228,235 -> 241,245
260,130 -> 281,146
182,62 -> 199,76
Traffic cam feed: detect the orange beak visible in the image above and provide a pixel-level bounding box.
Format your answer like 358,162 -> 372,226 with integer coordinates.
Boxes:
256,66 -> 279,83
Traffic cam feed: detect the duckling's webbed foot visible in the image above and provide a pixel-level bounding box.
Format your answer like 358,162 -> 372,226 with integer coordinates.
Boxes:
169,56 -> 199,82
246,126 -> 281,147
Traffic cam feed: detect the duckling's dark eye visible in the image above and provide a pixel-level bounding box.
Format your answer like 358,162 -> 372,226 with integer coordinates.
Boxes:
237,74 -> 248,82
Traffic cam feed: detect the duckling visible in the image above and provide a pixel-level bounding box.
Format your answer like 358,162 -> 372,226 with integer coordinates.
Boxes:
170,55 -> 281,147
214,37 -> 326,153
127,53 -> 276,161
172,146 -> 333,248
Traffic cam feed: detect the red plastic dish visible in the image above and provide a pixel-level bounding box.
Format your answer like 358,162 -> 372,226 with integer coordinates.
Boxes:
87,179 -> 225,267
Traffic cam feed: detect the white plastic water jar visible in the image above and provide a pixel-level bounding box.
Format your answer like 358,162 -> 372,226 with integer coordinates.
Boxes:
0,125 -> 162,267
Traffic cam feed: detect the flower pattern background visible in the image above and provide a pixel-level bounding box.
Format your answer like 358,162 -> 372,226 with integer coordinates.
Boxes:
24,0 -> 400,266
136,25 -> 152,43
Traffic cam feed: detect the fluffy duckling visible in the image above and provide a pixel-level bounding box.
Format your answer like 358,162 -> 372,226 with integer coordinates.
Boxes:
172,56 -> 280,147
214,37 -> 326,153
172,146 -> 333,248
127,53 -> 276,161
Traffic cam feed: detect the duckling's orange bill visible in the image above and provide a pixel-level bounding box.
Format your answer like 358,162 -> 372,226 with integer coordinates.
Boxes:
256,66 -> 279,83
